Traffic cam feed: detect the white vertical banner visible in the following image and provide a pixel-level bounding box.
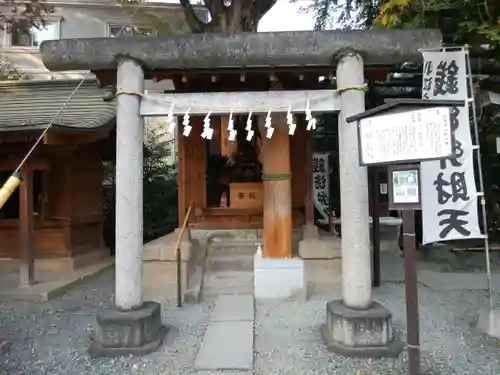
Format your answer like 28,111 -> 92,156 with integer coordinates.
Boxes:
420,50 -> 483,243
312,152 -> 331,225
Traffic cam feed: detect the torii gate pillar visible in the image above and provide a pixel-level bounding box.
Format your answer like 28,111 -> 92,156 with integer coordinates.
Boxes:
89,58 -> 167,357
321,52 -> 402,358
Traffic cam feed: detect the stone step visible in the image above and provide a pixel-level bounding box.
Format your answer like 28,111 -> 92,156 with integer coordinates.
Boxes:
202,271 -> 254,297
210,237 -> 260,246
206,254 -> 254,272
208,243 -> 257,257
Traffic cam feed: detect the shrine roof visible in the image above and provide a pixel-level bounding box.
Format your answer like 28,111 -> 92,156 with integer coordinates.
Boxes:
40,29 -> 442,73
0,79 -> 115,132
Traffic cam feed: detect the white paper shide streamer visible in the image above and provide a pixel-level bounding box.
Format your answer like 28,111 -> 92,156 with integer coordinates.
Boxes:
287,106 -> 296,135
182,108 -> 191,137
305,99 -> 317,131
246,111 -> 254,141
201,111 -> 214,140
265,110 -> 274,138
227,111 -> 237,141
166,104 -> 176,134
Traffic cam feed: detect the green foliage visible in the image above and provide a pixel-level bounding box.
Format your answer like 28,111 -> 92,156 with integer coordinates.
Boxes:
143,126 -> 178,242
0,0 -> 53,32
0,60 -> 29,80
0,0 -> 52,81
103,127 -> 178,249
292,0 -> 381,30
374,0 -> 500,56
302,0 -> 500,56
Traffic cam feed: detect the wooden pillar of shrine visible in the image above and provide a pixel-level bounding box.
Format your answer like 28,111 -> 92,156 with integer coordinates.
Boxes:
19,166 -> 34,286
261,114 -> 292,258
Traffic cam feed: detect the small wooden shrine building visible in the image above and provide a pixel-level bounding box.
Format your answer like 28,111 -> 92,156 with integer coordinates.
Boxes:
0,79 -> 114,280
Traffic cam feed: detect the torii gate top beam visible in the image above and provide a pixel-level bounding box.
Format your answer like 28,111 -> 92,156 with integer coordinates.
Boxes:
40,29 -> 442,73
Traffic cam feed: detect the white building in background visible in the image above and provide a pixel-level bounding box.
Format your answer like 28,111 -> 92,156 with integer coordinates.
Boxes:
0,0 -> 207,165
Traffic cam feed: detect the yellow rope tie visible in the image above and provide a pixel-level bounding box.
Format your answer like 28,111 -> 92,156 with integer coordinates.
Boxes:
261,172 -> 292,180
336,84 -> 368,94
0,173 -> 22,211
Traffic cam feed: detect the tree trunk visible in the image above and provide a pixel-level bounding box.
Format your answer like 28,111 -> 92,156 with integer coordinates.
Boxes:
180,0 -> 277,34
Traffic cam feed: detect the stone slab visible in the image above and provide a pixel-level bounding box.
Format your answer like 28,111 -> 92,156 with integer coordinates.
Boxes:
202,271 -> 254,297
195,372 -> 251,375
254,255 -> 305,300
477,309 -> 500,339
194,321 -> 254,370
0,259 -> 113,302
206,255 -> 254,272
211,295 -> 254,322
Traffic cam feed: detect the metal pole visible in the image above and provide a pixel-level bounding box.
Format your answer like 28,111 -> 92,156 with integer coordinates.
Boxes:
465,46 -> 494,311
371,168 -> 381,287
402,209 -> 420,375
177,247 -> 182,308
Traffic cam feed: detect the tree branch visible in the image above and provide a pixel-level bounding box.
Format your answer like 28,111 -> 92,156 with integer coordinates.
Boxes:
255,0 -> 278,20
179,0 -> 209,33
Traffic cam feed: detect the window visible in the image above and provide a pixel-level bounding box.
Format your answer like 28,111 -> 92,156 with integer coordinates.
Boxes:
108,25 -> 155,38
10,23 -> 59,47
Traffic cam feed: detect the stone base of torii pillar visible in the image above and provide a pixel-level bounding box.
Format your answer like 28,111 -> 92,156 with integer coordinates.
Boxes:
320,52 -> 403,358
89,58 -> 167,357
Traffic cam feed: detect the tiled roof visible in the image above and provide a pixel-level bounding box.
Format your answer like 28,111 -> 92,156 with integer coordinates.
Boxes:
0,78 -> 115,131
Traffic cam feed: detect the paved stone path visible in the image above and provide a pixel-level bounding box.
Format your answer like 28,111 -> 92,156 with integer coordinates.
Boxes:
194,294 -> 254,374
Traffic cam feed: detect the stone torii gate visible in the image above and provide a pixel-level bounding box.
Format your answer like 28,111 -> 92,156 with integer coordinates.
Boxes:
40,29 -> 441,357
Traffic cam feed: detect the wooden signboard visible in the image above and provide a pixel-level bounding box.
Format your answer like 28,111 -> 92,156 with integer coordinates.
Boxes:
229,182 -> 263,209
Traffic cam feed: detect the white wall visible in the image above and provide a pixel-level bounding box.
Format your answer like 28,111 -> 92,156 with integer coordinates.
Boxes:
0,1 -> 206,80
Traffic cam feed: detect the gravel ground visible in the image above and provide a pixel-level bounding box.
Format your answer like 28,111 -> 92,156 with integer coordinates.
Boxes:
255,284 -> 500,375
0,269 -> 214,375
2,267 -> 500,375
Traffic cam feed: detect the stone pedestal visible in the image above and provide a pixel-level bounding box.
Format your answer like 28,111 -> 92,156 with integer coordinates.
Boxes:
477,309 -> 500,339
254,255 -> 305,300
321,300 -> 402,358
370,217 -> 403,252
89,302 -> 167,357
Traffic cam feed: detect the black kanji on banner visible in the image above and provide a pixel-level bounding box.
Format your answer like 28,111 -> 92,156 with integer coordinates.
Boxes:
422,60 -> 433,99
434,172 -> 470,205
437,209 -> 471,238
314,174 -> 326,190
433,59 -> 459,96
316,191 -> 329,207
312,157 -> 326,174
440,106 -> 463,169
